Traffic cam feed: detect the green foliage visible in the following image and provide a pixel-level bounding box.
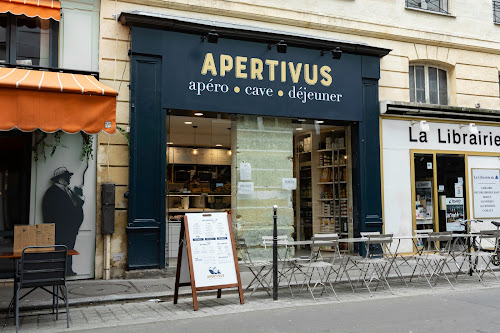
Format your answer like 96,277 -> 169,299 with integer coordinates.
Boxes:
32,130 -> 94,163
117,125 -> 130,146
80,132 -> 94,163
32,130 -> 68,162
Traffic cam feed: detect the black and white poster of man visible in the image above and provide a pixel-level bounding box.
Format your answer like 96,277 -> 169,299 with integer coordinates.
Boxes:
32,133 -> 96,279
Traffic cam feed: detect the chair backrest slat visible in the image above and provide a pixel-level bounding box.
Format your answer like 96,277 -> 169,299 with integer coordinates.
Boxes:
425,231 -> 453,254
262,235 -> 288,247
364,234 -> 394,258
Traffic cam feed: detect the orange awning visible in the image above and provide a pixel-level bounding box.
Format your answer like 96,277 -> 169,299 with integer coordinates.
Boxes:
0,0 -> 61,21
0,67 -> 118,134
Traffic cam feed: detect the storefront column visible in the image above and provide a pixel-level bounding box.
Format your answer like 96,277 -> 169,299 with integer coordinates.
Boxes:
353,57 -> 384,239
231,116 -> 295,259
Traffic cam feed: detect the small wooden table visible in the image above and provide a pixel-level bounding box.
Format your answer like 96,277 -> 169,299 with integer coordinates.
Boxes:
0,249 -> 80,259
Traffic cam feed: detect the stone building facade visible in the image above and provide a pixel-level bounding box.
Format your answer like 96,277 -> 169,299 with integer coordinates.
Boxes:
95,0 -> 500,278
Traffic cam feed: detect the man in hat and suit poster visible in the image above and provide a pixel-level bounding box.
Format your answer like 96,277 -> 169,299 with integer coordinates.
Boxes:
43,166 -> 85,276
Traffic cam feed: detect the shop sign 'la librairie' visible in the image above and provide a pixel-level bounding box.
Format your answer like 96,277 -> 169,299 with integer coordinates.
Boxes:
409,126 -> 500,147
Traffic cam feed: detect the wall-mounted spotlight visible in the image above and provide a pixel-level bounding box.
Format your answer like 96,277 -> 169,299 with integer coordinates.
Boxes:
411,120 -> 430,132
201,30 -> 219,43
460,123 -> 478,134
268,40 -> 287,54
321,47 -> 342,60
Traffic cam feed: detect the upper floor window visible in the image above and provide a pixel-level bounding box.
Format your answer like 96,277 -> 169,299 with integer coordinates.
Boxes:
0,13 -> 58,67
406,0 -> 449,15
409,65 -> 448,105
494,1 -> 500,24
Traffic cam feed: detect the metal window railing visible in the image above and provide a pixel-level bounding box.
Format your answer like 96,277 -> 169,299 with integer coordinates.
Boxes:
406,0 -> 449,15
494,1 -> 500,24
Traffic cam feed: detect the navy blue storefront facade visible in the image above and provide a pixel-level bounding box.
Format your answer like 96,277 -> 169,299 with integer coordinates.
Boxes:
119,12 -> 390,269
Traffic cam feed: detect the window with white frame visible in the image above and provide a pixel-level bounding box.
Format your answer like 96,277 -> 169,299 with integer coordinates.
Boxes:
406,0 -> 449,15
409,65 -> 448,105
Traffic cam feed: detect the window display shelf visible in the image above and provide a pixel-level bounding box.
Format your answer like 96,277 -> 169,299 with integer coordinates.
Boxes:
295,129 -> 353,246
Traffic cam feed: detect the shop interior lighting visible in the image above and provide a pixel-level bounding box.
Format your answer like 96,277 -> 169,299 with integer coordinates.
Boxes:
315,120 -> 324,124
227,150 -> 232,156
192,126 -> 199,155
321,47 -> 342,60
460,123 -> 479,134
296,127 -> 303,131
268,40 -> 287,54
185,121 -> 192,125
201,30 -> 219,44
216,144 -> 222,147
194,112 -> 203,116
298,119 -> 306,122
167,142 -> 173,145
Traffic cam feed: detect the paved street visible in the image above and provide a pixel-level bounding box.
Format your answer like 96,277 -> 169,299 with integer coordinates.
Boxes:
68,287 -> 500,333
2,274 -> 500,333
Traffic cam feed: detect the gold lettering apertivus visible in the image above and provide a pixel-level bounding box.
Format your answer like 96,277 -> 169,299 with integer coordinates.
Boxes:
200,53 -> 333,87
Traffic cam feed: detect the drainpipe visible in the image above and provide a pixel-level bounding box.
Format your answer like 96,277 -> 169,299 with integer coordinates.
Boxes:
102,183 -> 115,280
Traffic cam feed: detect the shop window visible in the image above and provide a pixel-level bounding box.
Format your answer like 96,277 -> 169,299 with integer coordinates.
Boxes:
405,0 -> 449,15
0,14 -> 6,63
164,111 -> 356,265
412,152 -> 467,234
0,131 -> 32,278
0,13 -> 58,67
409,65 -> 448,105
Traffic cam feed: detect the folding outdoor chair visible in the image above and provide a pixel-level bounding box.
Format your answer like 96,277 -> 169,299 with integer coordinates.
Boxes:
414,229 -> 434,255
262,235 -> 294,293
414,231 -> 456,291
236,238 -> 272,296
293,233 -> 344,300
5,245 -> 70,333
457,230 -> 500,285
408,229 -> 434,282
354,234 -> 396,296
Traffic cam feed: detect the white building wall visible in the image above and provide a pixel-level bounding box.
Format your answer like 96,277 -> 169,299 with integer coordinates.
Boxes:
382,118 -> 500,253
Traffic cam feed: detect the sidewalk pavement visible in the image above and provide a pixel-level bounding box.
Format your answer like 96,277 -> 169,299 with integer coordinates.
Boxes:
0,255 -> 497,311
1,261 -> 500,333
0,266 -> 268,312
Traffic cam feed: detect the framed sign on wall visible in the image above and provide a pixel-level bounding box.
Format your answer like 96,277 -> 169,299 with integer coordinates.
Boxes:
472,168 -> 500,219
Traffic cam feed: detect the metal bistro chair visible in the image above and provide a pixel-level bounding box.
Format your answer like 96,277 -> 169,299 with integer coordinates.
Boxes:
7,245 -> 70,333
408,229 -> 435,282
294,233 -> 343,301
262,235 -> 292,292
355,234 -> 396,296
236,238 -> 272,296
415,231 -> 456,291
457,230 -> 500,285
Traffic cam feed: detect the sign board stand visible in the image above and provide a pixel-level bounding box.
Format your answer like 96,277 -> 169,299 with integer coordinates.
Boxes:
173,213 -> 244,310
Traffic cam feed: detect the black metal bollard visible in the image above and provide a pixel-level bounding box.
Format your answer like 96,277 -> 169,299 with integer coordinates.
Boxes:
273,205 -> 278,301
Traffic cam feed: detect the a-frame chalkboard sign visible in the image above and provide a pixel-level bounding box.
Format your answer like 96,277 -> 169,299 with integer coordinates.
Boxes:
173,212 -> 244,310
